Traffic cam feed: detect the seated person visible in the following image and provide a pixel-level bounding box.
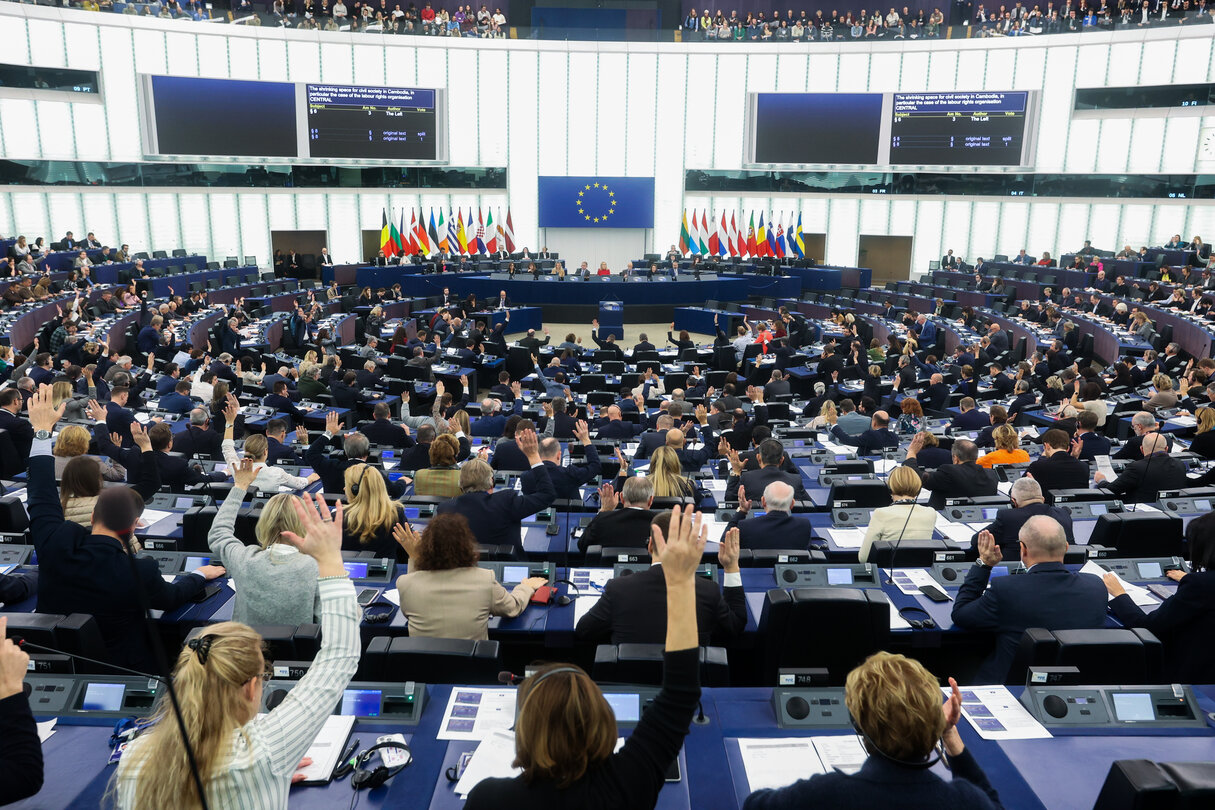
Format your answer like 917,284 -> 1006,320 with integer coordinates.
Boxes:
742,653 -> 1000,809
727,481 -> 814,551
220,402 -> 318,492
971,477 -> 1073,556
903,436 -> 998,510
948,397 -> 991,433
578,479 -> 656,553
521,422 -> 601,500
860,466 -> 936,563
1095,432 -> 1188,503
342,464 -> 408,563
576,514 -> 744,646
207,459 -> 320,626
977,424 -> 1030,468
393,514 -> 548,640
412,434 -> 463,498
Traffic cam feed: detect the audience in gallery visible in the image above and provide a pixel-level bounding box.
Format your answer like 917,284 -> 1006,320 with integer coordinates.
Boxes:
5,222 -> 1215,806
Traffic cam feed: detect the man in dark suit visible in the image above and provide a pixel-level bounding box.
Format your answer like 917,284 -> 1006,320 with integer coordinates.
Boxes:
985,364 -> 1014,397
264,381 -> 307,428
92,421 -> 221,489
577,478 -> 657,553
948,397 -> 991,433
470,396 -> 523,437
972,478 -> 1073,555
632,416 -> 673,463
953,516 -> 1108,683
0,389 -> 34,472
1112,412 -> 1174,459
1007,381 -> 1038,419
1096,432 -> 1188,504
595,404 -> 643,440
727,480 -> 813,550
306,412 -> 406,498
157,380 -> 197,415
435,430 -> 555,558
904,436 -> 999,510
264,419 -> 301,464
517,329 -> 549,354
26,388 -> 223,673
318,247 -> 334,265
575,512 -> 746,647
490,418 -> 544,472
829,410 -> 901,456
941,249 -> 959,270
492,289 -> 510,309
726,438 -> 808,502
170,409 -> 224,461
360,402 -> 416,449
923,374 -> 951,413
764,369 -> 791,399
397,423 -> 470,471
521,421 -> 601,500
1025,429 -> 1090,500
1069,411 -> 1111,460
544,396 -> 580,440
633,333 -> 656,354
488,371 -> 515,401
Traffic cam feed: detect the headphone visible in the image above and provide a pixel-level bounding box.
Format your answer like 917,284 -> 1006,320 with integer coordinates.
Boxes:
350,740 -> 412,790
517,666 -> 582,719
850,719 -> 943,769
350,464 -> 371,497
362,599 -> 397,625
897,605 -> 936,630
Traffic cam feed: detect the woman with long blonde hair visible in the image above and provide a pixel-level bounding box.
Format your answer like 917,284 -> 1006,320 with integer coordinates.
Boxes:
648,446 -> 701,505
342,463 -> 406,562
809,400 -> 838,430
113,493 -> 359,810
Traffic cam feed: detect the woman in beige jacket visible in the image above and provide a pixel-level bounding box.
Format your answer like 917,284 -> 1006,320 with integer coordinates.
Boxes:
393,513 -> 548,640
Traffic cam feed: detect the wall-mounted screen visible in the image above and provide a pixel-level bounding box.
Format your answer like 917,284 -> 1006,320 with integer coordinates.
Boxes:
139,75 -> 447,163
746,91 -> 1038,169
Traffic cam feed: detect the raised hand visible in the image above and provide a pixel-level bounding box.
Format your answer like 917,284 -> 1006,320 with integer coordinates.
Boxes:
325,410 -> 342,434
737,484 -> 752,513
280,492 -> 344,576
940,677 -> 966,756
515,428 -> 540,463
130,420 -> 152,453
976,530 -> 1003,567
232,457 -> 258,490
719,527 -> 741,572
29,384 -> 65,433
392,521 -> 420,558
223,395 -> 240,425
598,482 -> 618,512
574,419 -> 591,443
651,505 -> 707,584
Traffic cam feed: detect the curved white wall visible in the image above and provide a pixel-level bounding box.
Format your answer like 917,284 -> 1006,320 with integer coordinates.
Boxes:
1,2 -> 1213,272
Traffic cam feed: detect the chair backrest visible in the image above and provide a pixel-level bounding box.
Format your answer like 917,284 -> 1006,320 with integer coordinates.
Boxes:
381,636 -> 502,684
759,587 -> 890,684
592,644 -> 731,687
1094,759 -> 1184,810
1008,627 -> 1162,685
827,480 -> 892,509
1090,512 -> 1183,557
866,539 -> 951,567
0,494 -> 29,533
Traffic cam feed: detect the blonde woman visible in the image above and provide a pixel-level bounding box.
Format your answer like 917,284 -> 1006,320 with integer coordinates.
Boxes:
648,446 -> 702,506
342,463 -> 407,562
1131,311 -> 1155,341
809,400 -> 838,430
860,466 -> 936,563
207,459 -> 320,625
53,423 -> 125,481
977,424 -> 1030,468
51,380 -> 90,422
114,492 -> 359,809
1147,373 -> 1178,410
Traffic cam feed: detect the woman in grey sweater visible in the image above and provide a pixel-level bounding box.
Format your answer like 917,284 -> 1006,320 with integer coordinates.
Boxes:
207,458 -> 320,626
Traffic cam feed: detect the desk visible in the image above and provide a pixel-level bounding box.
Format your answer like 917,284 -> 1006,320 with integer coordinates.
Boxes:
674,307 -> 745,336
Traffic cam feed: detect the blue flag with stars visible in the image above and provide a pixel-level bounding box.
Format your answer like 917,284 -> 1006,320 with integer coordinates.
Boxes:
537,176 -> 655,229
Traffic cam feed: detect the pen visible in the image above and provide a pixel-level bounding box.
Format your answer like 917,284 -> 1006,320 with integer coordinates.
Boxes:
332,738 -> 361,780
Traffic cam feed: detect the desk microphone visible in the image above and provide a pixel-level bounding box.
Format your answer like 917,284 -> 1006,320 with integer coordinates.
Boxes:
11,636 -> 166,683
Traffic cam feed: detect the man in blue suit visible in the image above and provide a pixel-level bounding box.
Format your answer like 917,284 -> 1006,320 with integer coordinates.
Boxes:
521,421 -> 602,500
155,363 -> 181,396
157,380 -> 197,415
1070,411 -> 1111,459
914,314 -> 938,348
726,480 -> 814,551
469,397 -> 522,437
952,516 -> 1107,684
137,316 -> 163,356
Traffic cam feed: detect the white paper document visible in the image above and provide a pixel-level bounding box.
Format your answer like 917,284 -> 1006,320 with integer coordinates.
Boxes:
1094,454 -> 1117,482
1079,560 -> 1159,607
568,568 -> 614,593
136,509 -> 175,529
437,688 -> 518,741
36,719 -> 57,744
293,714 -> 355,784
816,440 -> 853,456
953,686 -> 1052,740
810,735 -> 868,774
887,567 -> 940,595
889,601 -> 912,630
573,595 -> 601,625
822,527 -> 866,549
454,729 -> 523,796
936,521 -> 977,547
736,735 -> 869,793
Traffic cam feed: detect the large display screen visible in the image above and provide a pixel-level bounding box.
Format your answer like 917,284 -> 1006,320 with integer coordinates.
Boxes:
889,92 -> 1031,167
747,91 -> 1037,168
139,76 -> 447,162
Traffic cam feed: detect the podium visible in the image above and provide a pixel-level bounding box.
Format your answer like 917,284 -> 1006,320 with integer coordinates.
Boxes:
598,300 -> 624,340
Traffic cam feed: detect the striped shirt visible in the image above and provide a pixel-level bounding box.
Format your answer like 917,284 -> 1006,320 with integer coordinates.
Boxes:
114,578 -> 359,810
222,439 -> 311,491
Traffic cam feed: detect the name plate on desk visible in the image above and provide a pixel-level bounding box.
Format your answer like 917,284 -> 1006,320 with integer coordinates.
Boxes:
1020,685 -> 1204,729
831,506 -> 874,527
773,564 -> 877,587
771,688 -> 851,729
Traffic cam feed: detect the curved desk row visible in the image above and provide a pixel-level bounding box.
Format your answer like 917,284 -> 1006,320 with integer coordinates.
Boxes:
4,286 -> 120,351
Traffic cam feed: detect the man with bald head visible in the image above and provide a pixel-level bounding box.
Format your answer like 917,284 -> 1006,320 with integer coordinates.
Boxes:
829,409 -> 900,456
924,371 -> 951,412
595,403 -> 643,439
521,419 -> 600,500
972,477 -> 1073,556
904,436 -> 999,510
1096,431 -> 1188,503
953,515 -> 1107,683
726,480 -> 813,550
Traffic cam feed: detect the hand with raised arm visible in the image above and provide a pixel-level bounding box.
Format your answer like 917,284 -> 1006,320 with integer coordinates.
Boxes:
515,428 -> 541,466
130,421 -> 152,453
280,492 -> 345,578
29,384 -> 65,433
325,410 -> 342,435
651,505 -> 706,652
232,457 -> 258,490
392,521 -> 420,559
597,482 -> 618,512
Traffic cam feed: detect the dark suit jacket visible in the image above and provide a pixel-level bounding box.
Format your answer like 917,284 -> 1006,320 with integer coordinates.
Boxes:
727,510 -> 813,551
948,409 -> 991,432
597,419 -> 643,440
830,425 -> 899,456
924,383 -> 951,412
521,448 -> 600,500
360,418 -> 416,449
265,436 -> 300,465
1109,570 -> 1215,683
574,564 -> 747,647
1098,452 -> 1189,503
0,410 -> 34,472
1007,392 -> 1038,418
1112,432 -> 1174,460
727,466 -> 808,503
1187,431 -> 1215,460
171,424 -> 224,461
28,454 -> 204,674
1025,453 -> 1090,500
435,465 -> 555,557
306,433 -> 406,498
578,507 -> 656,553
1073,431 -> 1112,460
951,560 -> 1109,683
973,502 -> 1074,554
905,458 -> 998,510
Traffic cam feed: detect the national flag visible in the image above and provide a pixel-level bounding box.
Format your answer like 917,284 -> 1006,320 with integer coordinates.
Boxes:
727,212 -> 738,257
468,208 -> 476,253
756,213 -> 768,258
456,209 -> 468,254
497,208 -> 507,253
485,208 -> 497,253
379,209 -> 398,257
707,211 -> 720,257
414,208 -> 430,255
504,208 -> 516,253
698,210 -> 710,255
766,214 -> 780,258
405,209 -> 417,255
446,209 -> 458,254
792,212 -> 805,258
427,209 -> 440,254
678,209 -> 691,255
717,212 -> 728,257
388,210 -> 404,257
746,211 -> 758,257
773,218 -> 786,259
688,209 -> 701,255
474,208 -> 487,255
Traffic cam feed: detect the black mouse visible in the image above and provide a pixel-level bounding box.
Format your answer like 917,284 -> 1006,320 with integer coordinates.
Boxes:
1042,694 -> 1068,719
785,696 -> 811,721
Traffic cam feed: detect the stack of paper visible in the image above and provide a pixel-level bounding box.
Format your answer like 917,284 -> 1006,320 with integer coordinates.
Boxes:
293,714 -> 356,784
437,688 -> 518,741
887,568 -> 939,596
822,527 -> 866,549
454,730 -> 523,796
952,686 -> 1051,740
736,735 -> 868,792
573,595 -> 601,625
936,521 -> 977,547
1079,560 -> 1159,607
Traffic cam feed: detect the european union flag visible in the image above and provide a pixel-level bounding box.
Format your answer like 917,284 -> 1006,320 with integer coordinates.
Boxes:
537,176 -> 655,229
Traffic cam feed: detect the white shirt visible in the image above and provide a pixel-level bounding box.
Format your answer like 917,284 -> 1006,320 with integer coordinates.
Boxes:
222,439 -> 311,491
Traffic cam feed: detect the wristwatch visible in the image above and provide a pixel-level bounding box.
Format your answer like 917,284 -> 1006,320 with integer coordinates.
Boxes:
35,430 -> 51,440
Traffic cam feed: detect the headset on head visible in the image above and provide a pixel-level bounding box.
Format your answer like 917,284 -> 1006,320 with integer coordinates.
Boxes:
350,464 -> 371,498
350,740 -> 412,791
517,666 -> 582,718
850,718 -> 944,770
